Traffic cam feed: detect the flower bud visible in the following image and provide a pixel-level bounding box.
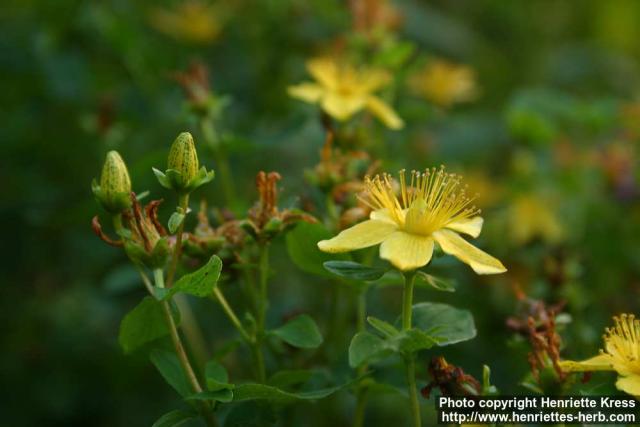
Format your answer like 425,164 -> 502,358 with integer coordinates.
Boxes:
92,151 -> 132,213
168,132 -> 199,189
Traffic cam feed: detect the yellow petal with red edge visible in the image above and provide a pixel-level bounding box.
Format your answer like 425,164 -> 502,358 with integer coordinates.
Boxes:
379,231 -> 434,271
366,96 -> 404,129
446,216 -> 484,238
616,375 -> 640,396
433,229 -> 506,275
287,83 -> 324,103
318,220 -> 397,253
559,354 -> 614,372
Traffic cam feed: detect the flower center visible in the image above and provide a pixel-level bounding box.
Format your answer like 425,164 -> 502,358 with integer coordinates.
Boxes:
604,314 -> 640,375
362,167 -> 479,236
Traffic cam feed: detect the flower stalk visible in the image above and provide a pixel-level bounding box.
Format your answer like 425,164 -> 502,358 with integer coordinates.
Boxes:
152,269 -> 218,427
167,193 -> 189,287
353,289 -> 369,427
402,271 -> 421,427
252,243 -> 270,383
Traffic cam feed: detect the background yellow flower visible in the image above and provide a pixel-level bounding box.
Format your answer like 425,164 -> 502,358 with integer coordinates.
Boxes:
409,59 -> 478,108
288,57 -> 404,129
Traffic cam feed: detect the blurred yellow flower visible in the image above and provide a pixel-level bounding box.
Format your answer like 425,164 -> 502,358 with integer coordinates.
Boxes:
462,171 -> 503,209
318,167 -> 506,273
149,1 -> 222,44
410,60 -> 477,108
288,57 -> 404,129
508,195 -> 563,246
561,314 -> 640,396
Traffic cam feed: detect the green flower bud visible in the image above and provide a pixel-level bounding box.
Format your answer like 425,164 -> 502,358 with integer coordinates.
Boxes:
168,132 -> 199,189
92,151 -> 132,213
153,131 -> 214,194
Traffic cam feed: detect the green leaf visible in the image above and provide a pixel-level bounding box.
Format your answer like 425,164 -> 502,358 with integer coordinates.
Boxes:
152,168 -> 172,190
232,382 -> 345,402
164,255 -> 222,300
285,222 -> 348,277
168,211 -> 186,234
205,360 -> 233,391
411,302 -> 476,346
151,409 -> 197,427
415,271 -> 456,292
271,315 -> 323,349
323,261 -> 388,281
367,316 -> 399,338
150,349 -> 192,397
348,331 -> 391,368
395,329 -> 438,354
482,365 -> 499,395
267,370 -> 314,389
185,389 -> 233,403
119,297 -> 176,354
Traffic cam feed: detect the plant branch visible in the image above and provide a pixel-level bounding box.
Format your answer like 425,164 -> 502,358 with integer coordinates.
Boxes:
166,193 -> 189,287
213,287 -> 253,343
402,271 -> 421,427
154,269 -> 218,427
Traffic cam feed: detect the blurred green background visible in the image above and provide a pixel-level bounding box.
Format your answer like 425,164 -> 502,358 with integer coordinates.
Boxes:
3,0 -> 640,425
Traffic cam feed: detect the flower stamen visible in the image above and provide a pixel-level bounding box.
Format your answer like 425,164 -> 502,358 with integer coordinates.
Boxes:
360,167 -> 480,236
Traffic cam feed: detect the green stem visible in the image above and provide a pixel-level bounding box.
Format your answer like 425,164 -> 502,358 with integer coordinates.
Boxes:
213,287 -> 253,343
402,271 -> 416,331
201,118 -> 234,207
154,270 -> 218,427
352,387 -> 369,427
163,194 -> 209,366
401,271 -> 420,427
136,268 -> 155,295
166,194 -> 189,287
252,243 -> 270,383
251,344 -> 266,384
112,213 -> 124,234
353,288 -> 369,427
174,294 -> 209,368
405,356 -> 420,427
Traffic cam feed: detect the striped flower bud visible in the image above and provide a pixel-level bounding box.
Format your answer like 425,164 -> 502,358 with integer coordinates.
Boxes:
168,132 -> 199,189
93,151 -> 132,213
153,131 -> 214,194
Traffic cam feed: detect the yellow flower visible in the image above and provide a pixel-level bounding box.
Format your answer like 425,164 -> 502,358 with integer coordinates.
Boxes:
410,60 -> 477,108
560,314 -> 640,396
287,57 -> 404,130
149,1 -> 222,44
508,195 -> 563,246
318,167 -> 507,273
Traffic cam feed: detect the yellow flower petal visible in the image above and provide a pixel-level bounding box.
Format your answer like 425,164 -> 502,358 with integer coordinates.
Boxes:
369,209 -> 400,224
360,70 -> 391,92
307,58 -> 337,89
559,354 -> 614,372
287,83 -> 324,103
379,231 -> 434,271
321,92 -> 366,121
366,96 -> 404,130
616,375 -> 640,396
318,220 -> 397,253
433,229 -> 506,275
446,216 -> 484,238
